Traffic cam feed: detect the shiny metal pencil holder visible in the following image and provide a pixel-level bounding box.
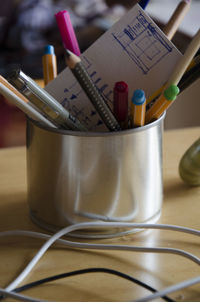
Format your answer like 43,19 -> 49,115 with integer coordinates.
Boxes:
26,114 -> 165,237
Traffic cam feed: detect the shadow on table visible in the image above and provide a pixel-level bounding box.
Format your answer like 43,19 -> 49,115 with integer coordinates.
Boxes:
163,179 -> 199,201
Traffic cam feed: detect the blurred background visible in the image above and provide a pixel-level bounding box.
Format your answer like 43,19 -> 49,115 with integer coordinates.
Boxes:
0,0 -> 199,147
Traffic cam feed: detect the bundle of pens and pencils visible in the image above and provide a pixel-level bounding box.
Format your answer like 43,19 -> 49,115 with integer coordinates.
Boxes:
0,1 -> 199,133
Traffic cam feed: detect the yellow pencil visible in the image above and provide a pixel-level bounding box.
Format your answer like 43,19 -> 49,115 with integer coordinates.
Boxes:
145,85 -> 179,123
131,89 -> 146,127
42,45 -> 57,85
163,0 -> 191,40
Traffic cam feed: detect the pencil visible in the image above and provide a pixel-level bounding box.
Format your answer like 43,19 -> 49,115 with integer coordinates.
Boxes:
166,28 -> 200,87
145,85 -> 179,123
131,89 -> 146,127
147,53 -> 200,106
163,0 -> 191,40
42,45 -> 57,85
0,82 -> 56,127
65,49 -> 121,131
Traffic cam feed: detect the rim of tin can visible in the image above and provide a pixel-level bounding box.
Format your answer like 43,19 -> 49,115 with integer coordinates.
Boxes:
26,112 -> 166,138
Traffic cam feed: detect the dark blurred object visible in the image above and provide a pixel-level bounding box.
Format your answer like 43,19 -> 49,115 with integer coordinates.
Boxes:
0,0 -> 16,45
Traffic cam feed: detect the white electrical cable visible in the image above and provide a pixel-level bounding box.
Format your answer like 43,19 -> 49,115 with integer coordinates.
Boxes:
0,222 -> 199,241
3,222 -> 200,293
0,288 -> 52,302
132,275 -> 200,302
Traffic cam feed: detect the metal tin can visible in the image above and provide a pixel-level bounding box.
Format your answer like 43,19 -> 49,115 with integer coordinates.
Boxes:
26,114 -> 164,237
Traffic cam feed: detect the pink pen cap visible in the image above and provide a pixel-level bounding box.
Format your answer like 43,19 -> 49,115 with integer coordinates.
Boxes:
55,10 -> 81,56
113,81 -> 128,122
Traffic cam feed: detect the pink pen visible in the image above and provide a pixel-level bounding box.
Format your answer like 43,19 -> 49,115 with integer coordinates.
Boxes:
113,81 -> 128,129
55,10 -> 81,56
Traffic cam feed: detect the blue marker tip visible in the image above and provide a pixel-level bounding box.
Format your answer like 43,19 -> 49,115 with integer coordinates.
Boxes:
132,89 -> 146,105
44,45 -> 55,55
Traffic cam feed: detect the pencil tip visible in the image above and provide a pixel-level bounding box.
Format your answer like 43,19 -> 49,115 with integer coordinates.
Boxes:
65,49 -> 71,58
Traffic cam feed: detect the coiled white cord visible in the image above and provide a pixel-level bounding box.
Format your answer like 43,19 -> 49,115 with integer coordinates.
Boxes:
0,222 -> 199,301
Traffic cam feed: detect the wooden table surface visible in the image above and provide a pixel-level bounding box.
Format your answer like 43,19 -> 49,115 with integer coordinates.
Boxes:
0,127 -> 199,302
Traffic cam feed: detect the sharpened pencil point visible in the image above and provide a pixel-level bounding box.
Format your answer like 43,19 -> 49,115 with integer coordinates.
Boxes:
65,49 -> 71,57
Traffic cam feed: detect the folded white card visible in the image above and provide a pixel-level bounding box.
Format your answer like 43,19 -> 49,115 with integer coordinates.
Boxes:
46,4 -> 181,131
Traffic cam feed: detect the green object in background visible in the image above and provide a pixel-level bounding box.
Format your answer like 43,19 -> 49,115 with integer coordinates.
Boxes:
179,138 -> 200,186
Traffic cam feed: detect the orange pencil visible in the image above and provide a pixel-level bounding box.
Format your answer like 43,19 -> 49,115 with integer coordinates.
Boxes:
131,89 -> 146,127
145,85 -> 179,123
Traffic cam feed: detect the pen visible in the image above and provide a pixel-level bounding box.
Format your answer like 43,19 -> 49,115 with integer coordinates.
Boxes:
6,68 -> 87,131
145,84 -> 179,123
42,45 -> 57,85
113,81 -> 128,129
0,75 -> 29,105
0,82 -> 56,128
163,0 -> 191,40
55,10 -> 81,56
131,89 -> 146,127
65,49 -> 121,131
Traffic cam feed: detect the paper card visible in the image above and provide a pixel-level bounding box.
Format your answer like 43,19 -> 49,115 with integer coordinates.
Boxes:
45,4 -> 181,131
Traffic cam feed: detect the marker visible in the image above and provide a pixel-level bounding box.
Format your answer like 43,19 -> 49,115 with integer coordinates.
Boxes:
6,68 -> 87,131
42,45 -> 57,85
163,0 -> 191,40
55,10 -> 81,56
145,85 -> 179,123
65,49 -> 121,131
0,83 -> 56,128
113,81 -> 128,129
131,89 -> 146,127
